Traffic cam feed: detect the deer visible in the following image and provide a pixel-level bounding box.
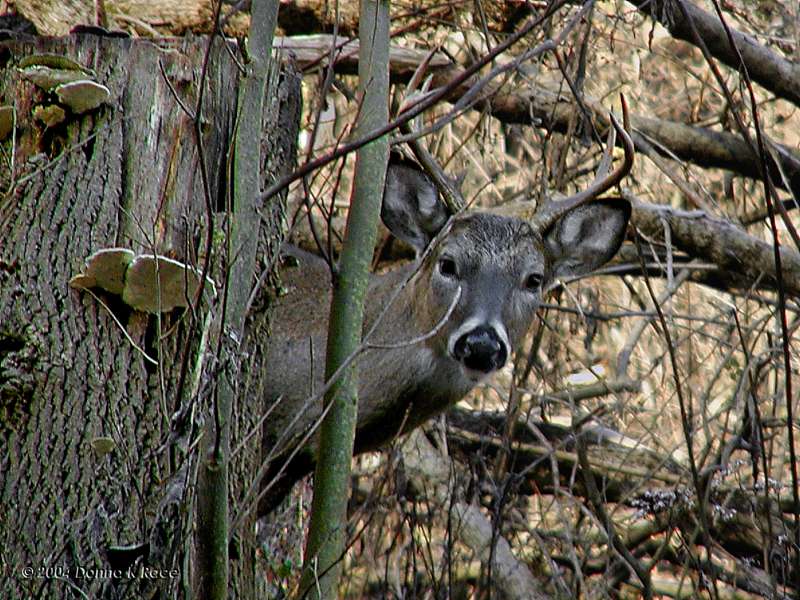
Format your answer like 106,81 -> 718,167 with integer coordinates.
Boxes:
259,113 -> 634,512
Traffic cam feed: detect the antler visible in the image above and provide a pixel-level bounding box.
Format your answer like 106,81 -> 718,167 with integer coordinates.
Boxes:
532,95 -> 634,231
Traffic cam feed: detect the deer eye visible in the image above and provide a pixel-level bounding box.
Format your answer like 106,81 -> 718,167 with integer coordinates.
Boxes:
523,272 -> 543,292
438,256 -> 458,278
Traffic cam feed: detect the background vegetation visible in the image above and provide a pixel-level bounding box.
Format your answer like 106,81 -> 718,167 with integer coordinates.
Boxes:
2,0 -> 799,597
272,1 -> 800,597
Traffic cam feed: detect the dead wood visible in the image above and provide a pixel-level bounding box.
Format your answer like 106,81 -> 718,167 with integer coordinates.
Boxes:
628,0 -> 800,109
401,429 -> 549,600
446,408 -> 798,589
278,33 -> 800,201
632,199 -> 800,297
0,32 -> 300,599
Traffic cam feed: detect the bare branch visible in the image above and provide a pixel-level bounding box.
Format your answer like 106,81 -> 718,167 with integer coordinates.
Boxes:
631,197 -> 800,297
278,33 -> 800,199
532,96 -> 634,231
628,0 -> 800,108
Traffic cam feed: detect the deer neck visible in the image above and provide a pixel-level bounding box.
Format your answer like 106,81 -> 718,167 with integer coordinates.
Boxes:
354,263 -> 475,451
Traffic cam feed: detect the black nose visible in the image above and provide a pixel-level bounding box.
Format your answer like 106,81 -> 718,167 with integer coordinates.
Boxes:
453,326 -> 507,373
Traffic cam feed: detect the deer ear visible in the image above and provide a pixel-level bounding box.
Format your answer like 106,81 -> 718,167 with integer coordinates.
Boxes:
381,159 -> 450,254
544,199 -> 630,281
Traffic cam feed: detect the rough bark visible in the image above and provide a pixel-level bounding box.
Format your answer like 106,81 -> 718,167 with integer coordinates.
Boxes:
195,1 -> 282,598
0,33 -> 299,599
232,48 -> 300,596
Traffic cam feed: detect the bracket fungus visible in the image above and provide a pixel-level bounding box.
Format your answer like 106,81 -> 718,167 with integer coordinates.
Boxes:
19,54 -> 110,115
70,248 -> 215,313
55,80 -> 110,114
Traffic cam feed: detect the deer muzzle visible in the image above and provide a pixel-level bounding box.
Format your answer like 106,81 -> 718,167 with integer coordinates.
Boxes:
452,325 -> 508,374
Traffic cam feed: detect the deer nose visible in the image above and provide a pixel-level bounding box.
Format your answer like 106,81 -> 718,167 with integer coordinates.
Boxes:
452,325 -> 507,373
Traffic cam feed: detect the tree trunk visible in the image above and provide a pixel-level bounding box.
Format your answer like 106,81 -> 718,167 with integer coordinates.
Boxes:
298,0 -> 391,597
0,32 -> 299,599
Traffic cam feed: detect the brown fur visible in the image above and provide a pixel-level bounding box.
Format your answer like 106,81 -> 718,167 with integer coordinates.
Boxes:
261,163 -> 629,501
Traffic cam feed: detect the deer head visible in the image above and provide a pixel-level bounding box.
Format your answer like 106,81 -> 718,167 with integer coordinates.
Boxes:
377,112 -> 633,383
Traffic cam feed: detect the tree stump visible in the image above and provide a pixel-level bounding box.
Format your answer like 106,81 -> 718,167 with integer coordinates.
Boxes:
0,32 -> 300,598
